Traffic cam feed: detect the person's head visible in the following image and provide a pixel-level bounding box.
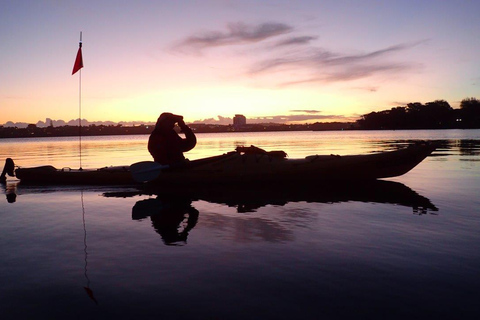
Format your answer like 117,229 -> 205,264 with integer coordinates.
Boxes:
155,113 -> 183,130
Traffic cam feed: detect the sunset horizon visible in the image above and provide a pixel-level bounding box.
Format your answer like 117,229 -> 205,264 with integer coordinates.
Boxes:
1,95 -> 476,129
2,1 -> 479,126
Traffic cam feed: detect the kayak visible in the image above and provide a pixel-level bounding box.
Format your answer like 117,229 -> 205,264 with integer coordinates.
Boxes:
135,142 -> 436,185
13,164 -> 133,185
7,142 -> 436,185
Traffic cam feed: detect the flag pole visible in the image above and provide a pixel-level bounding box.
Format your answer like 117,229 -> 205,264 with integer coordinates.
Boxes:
72,32 -> 84,170
78,32 -> 82,170
72,31 -> 84,169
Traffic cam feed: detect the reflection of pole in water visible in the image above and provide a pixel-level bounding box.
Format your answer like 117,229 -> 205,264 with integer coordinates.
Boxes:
81,190 -> 98,304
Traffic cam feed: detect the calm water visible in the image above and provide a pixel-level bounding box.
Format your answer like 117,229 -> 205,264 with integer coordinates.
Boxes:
1,130 -> 480,319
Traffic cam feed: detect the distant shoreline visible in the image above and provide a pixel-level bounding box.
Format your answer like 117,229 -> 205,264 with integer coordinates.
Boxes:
0,122 -> 356,139
2,122 -> 479,139
4,98 -> 479,138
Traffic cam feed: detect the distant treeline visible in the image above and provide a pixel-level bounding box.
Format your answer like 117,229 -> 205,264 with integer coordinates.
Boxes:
0,122 -> 331,138
356,97 -> 480,130
0,124 -> 154,138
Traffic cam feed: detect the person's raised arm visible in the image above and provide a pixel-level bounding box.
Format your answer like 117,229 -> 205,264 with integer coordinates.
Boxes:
178,120 -> 197,152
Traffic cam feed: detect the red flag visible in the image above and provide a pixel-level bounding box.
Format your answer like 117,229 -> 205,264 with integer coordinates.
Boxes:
72,45 -> 83,75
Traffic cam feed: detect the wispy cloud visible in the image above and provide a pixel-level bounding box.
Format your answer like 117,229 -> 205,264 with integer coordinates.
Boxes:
350,86 -> 379,92
192,113 -> 357,125
251,42 -> 424,86
278,63 -> 412,87
274,36 -> 317,47
173,22 -> 425,87
175,22 -> 292,53
289,109 -> 321,114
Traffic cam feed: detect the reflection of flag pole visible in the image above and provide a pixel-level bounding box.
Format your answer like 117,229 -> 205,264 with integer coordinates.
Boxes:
72,32 -> 84,170
81,190 -> 98,305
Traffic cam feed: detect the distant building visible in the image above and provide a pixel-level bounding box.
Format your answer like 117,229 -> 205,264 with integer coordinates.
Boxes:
233,114 -> 246,129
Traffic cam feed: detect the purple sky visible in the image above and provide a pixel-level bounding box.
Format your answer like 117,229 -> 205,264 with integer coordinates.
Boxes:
1,1 -> 479,126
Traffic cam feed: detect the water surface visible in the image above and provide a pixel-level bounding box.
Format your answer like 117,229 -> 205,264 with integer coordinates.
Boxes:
1,130 -> 480,319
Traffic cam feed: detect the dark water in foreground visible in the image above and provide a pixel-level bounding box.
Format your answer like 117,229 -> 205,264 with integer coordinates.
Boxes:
1,130 -> 480,319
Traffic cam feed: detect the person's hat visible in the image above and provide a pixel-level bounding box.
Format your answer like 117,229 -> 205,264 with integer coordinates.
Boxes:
155,113 -> 183,127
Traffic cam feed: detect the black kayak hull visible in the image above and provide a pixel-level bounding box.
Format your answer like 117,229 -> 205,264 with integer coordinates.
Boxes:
11,142 -> 436,185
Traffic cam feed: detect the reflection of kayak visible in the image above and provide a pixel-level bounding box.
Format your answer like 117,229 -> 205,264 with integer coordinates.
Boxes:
4,178 -> 438,214
8,142 -> 435,185
103,179 -> 438,215
186,179 -> 439,214
102,179 -> 439,247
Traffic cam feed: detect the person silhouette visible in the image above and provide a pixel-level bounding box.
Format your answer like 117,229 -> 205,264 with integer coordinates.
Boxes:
148,113 -> 196,166
1,158 -> 15,184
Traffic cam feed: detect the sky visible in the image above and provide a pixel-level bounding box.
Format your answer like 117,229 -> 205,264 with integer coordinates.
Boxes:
1,0 -> 479,126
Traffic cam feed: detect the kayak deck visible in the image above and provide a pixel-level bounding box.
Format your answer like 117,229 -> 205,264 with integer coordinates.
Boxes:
149,142 -> 436,184
14,165 -> 134,185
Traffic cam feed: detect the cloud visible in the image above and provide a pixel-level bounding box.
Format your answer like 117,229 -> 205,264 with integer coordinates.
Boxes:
350,86 -> 379,92
274,36 -> 317,47
289,110 -> 321,114
192,113 -> 358,124
322,43 -> 418,66
173,23 -> 426,87
2,113 -> 359,128
1,119 -> 155,128
249,114 -> 357,123
280,63 -> 412,87
251,41 -> 426,73
250,41 -> 424,85
175,22 -> 292,53
192,115 -> 233,125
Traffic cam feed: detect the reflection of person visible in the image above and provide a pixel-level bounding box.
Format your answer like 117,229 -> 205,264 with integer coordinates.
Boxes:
150,203 -> 199,245
6,191 -> 17,203
132,197 -> 199,245
148,113 -> 196,166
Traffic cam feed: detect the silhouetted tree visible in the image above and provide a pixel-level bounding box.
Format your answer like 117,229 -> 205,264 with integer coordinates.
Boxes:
460,97 -> 480,128
460,97 -> 480,111
357,99 -> 476,129
423,100 -> 454,128
406,102 -> 425,128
